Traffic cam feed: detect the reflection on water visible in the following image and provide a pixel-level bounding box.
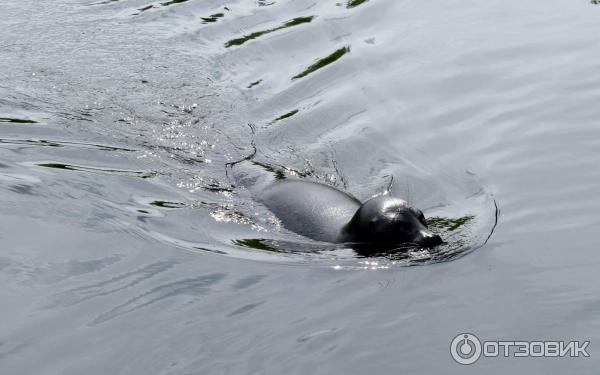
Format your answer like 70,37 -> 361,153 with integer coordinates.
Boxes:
235,238 -> 289,253
225,16 -> 314,48
90,273 -> 225,325
149,200 -> 187,208
0,117 -> 37,124
201,12 -> 225,24
160,0 -> 190,6
346,0 -> 369,8
270,109 -> 299,124
246,79 -> 263,88
35,162 -> 156,178
46,261 -> 179,309
292,46 -> 351,80
23,255 -> 124,286
428,215 -> 474,232
0,138 -> 136,152
133,4 -> 155,15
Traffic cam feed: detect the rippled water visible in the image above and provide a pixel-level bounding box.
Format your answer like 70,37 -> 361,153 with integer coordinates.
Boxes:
2,0 -> 600,373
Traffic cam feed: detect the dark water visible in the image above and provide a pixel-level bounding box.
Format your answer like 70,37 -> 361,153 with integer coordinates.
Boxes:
1,0 -> 600,373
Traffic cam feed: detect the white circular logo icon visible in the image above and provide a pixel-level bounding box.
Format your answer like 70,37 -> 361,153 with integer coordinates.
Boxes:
450,333 -> 482,365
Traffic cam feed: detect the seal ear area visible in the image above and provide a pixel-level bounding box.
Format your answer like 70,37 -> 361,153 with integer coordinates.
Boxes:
368,216 -> 380,228
409,207 -> 427,226
336,203 -> 380,243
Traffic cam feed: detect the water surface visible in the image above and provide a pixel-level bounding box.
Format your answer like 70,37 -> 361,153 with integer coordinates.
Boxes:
1,0 -> 600,374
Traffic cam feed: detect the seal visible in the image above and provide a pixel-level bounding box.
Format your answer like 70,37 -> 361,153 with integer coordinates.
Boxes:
232,161 -> 442,251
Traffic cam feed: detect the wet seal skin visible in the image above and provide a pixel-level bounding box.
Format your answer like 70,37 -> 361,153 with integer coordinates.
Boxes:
230,160 -> 442,255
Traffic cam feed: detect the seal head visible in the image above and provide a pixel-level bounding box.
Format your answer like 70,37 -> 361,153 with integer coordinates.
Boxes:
338,196 -> 442,248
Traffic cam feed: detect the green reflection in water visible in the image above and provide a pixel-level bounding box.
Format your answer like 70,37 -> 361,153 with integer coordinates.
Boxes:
136,4 -> 154,13
225,16 -> 314,48
161,0 -> 189,6
247,79 -> 263,88
0,117 -> 37,124
292,46 -> 350,80
271,109 -> 299,123
234,239 -> 283,253
347,0 -> 369,8
252,161 -> 287,180
133,0 -> 189,15
36,162 -> 155,178
150,200 -> 186,208
427,215 -> 474,231
201,13 -> 224,24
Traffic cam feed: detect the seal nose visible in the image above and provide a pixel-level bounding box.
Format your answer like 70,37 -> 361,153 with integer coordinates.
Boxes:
418,230 -> 443,247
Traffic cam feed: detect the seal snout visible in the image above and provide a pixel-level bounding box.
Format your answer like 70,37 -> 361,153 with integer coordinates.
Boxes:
417,230 -> 443,247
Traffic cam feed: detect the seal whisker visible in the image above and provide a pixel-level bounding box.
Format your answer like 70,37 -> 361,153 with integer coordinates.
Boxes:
225,123 -> 257,184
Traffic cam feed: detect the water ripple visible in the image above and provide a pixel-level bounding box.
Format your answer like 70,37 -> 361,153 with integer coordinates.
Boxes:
90,273 -> 226,325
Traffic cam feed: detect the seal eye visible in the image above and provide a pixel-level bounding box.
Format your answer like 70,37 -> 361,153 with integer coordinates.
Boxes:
411,208 -> 426,226
368,218 -> 378,228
